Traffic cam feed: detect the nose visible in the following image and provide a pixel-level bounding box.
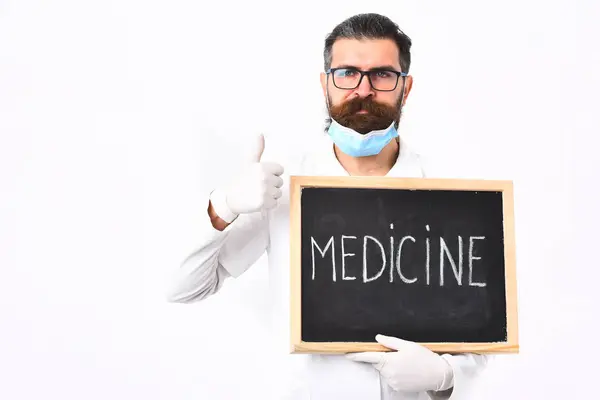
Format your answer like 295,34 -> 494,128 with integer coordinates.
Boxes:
354,74 -> 374,98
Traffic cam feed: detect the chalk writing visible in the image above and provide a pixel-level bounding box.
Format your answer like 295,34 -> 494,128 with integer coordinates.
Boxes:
310,225 -> 486,286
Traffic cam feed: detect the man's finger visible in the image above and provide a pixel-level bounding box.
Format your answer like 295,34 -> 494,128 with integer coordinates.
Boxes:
375,334 -> 412,351
346,351 -> 384,365
250,134 -> 265,163
262,161 -> 284,177
265,174 -> 284,189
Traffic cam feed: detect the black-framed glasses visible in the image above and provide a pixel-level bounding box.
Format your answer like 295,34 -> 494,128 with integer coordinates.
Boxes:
326,67 -> 408,91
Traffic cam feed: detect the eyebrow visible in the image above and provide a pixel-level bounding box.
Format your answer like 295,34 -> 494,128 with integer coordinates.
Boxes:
332,64 -> 401,72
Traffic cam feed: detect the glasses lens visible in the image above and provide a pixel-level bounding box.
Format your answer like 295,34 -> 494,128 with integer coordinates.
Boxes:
368,70 -> 398,91
332,68 -> 361,89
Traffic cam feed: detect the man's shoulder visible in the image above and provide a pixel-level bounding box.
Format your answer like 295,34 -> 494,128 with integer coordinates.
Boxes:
403,141 -> 492,180
396,136 -> 463,179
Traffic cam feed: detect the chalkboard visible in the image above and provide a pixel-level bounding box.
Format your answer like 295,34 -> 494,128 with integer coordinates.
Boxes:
289,176 -> 518,354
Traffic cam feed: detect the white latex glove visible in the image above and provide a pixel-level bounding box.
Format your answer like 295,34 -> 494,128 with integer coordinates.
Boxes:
346,334 -> 454,393
209,134 -> 284,223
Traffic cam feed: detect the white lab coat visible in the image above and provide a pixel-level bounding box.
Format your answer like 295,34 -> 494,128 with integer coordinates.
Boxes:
167,133 -> 489,400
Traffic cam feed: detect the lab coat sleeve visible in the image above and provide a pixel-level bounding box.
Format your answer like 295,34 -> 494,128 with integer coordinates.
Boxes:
427,354 -> 490,400
166,194 -> 269,303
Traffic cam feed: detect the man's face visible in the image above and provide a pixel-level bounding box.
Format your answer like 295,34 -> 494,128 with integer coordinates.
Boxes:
320,38 -> 413,134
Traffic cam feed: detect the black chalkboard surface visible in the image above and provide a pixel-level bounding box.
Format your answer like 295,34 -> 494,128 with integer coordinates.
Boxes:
289,176 -> 518,354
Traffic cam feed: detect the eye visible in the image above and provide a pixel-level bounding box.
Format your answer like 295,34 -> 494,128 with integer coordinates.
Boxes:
374,71 -> 393,78
335,68 -> 358,77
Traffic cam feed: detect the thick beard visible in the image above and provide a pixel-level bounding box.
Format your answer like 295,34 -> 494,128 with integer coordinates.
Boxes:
328,95 -> 403,134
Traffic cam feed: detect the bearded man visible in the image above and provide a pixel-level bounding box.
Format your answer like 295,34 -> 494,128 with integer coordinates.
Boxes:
167,12 -> 489,400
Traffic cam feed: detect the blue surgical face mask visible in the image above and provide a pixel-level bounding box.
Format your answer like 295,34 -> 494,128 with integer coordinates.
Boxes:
327,118 -> 398,157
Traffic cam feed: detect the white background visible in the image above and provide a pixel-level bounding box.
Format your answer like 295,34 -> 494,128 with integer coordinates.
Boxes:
1,0 -> 599,399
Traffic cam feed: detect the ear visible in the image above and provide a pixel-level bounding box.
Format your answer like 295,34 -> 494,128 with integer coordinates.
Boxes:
401,75 -> 413,106
320,72 -> 327,97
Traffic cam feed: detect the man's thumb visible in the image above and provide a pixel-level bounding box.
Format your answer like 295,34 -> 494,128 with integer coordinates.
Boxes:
250,134 -> 265,163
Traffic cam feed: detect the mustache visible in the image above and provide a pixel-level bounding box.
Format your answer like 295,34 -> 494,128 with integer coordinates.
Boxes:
329,96 -> 401,134
331,96 -> 393,117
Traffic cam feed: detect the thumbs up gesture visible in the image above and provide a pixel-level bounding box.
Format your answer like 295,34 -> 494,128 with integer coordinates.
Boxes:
209,134 -> 285,223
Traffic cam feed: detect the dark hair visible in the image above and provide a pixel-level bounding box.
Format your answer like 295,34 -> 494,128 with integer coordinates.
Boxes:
323,13 -> 412,73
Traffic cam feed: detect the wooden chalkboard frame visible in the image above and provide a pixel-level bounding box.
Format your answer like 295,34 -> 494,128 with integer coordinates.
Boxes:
289,176 -> 519,354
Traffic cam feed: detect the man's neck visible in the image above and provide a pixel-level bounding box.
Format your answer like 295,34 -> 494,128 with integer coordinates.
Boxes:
334,138 -> 400,176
